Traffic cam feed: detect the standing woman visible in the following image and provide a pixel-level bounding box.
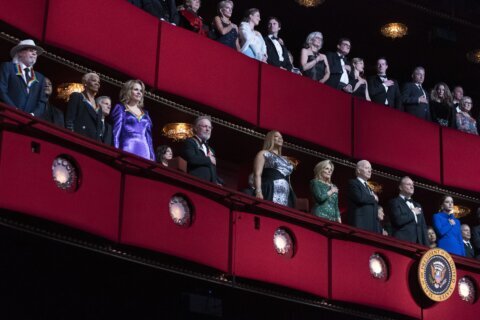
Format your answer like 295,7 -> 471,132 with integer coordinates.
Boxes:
211,0 -> 239,50
111,80 -> 155,161
433,195 -> 465,256
350,58 -> 371,101
300,32 -> 330,83
239,8 -> 267,62
253,131 -> 295,208
430,82 -> 454,127
310,160 -> 341,222
178,0 -> 207,36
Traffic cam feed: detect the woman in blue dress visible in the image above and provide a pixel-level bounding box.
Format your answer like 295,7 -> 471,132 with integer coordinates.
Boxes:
111,79 -> 155,161
433,195 -> 465,256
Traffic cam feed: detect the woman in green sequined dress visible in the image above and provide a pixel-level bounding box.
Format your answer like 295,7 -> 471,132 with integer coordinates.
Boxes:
310,160 -> 341,222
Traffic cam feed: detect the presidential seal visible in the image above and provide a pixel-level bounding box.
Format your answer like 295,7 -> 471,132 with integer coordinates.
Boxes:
418,248 -> 456,302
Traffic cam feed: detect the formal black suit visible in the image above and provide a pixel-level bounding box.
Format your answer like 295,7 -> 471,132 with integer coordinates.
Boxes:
389,196 -> 429,246
128,0 -> 178,24
0,62 -> 46,116
464,241 -> 475,258
347,178 -> 380,233
264,36 -> 293,71
65,92 -> 102,142
325,52 -> 349,89
368,75 -> 402,110
41,102 -> 64,128
401,82 -> 431,121
471,225 -> 480,259
100,119 -> 113,146
181,137 -> 222,184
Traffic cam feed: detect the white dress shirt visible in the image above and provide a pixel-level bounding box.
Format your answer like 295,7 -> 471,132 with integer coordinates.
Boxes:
268,34 -> 284,62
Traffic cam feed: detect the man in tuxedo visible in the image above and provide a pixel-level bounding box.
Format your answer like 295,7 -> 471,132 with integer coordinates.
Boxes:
0,39 -> 47,117
462,224 -> 475,258
347,160 -> 380,233
326,38 -> 352,92
264,17 -> 293,71
470,209 -> 480,259
128,0 -> 179,24
41,77 -> 64,127
389,176 -> 429,246
368,58 -> 402,110
401,66 -> 431,121
181,116 -> 223,185
96,96 -> 113,146
452,86 -> 463,129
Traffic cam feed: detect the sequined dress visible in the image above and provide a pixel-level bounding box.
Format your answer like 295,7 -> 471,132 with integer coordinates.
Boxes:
261,151 -> 295,207
310,179 -> 340,221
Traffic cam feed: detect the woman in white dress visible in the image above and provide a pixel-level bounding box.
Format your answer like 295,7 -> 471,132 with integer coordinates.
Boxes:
239,8 -> 267,62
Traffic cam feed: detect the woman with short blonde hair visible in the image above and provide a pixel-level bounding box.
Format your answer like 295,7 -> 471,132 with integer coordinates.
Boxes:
310,160 -> 341,222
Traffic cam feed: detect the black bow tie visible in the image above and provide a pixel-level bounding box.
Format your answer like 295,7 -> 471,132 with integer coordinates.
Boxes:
379,75 -> 387,80
405,198 -> 413,203
270,36 -> 279,41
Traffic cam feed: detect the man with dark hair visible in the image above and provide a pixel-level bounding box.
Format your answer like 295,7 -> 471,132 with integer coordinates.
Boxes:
389,176 -> 429,246
0,39 -> 47,117
368,58 -> 402,110
401,66 -> 431,121
326,38 -> 352,92
264,17 -> 293,71
41,77 -> 64,127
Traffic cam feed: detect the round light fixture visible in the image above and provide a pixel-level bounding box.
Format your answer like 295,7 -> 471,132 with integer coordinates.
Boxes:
458,277 -> 476,303
369,253 -> 388,280
52,156 -> 79,192
169,195 -> 193,227
381,23 -> 408,39
466,49 -> 480,64
273,228 -> 295,258
295,0 -> 326,8
162,123 -> 194,141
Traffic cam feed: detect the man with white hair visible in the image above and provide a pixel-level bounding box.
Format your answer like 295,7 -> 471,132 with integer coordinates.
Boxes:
0,39 -> 47,116
347,160 -> 381,233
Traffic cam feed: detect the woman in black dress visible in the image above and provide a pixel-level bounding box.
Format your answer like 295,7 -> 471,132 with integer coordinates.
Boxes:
210,0 -> 239,50
430,82 -> 454,127
300,31 -> 330,83
350,57 -> 371,101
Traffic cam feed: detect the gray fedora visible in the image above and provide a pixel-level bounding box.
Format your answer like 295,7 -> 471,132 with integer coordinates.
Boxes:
10,39 -> 45,58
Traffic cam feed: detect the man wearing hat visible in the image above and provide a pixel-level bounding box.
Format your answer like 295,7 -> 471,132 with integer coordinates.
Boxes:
0,39 -> 47,117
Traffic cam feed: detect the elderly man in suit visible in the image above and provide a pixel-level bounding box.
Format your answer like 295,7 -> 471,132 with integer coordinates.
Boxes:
389,176 -> 429,246
347,160 -> 380,233
368,58 -> 402,110
181,116 -> 223,185
401,66 -> 431,121
462,224 -> 475,258
96,96 -> 113,146
0,39 -> 47,117
264,17 -> 293,71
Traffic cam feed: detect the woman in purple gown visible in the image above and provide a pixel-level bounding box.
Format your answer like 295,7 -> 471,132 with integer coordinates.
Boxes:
111,79 -> 155,161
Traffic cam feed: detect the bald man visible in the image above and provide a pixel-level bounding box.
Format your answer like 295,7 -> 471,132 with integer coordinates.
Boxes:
347,160 -> 381,233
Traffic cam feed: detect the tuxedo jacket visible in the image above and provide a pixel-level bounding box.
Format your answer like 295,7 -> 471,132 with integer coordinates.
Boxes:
401,82 -> 431,121
181,137 -> 222,185
347,178 -> 380,233
325,51 -> 349,89
389,196 -> 429,246
65,92 -> 102,142
471,225 -> 480,259
101,121 -> 113,146
41,103 -> 65,128
368,75 -> 402,110
464,241 -> 475,258
0,62 -> 47,116
128,0 -> 178,24
264,36 -> 293,71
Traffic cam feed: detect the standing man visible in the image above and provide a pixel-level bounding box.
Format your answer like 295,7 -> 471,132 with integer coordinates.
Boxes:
347,160 -> 380,233
326,38 -> 352,92
181,116 -> 223,185
264,17 -> 293,71
0,39 -> 47,117
41,77 -> 64,127
96,96 -> 113,146
462,224 -> 475,258
389,176 -> 429,246
401,66 -> 431,121
470,209 -> 480,259
368,58 -> 402,110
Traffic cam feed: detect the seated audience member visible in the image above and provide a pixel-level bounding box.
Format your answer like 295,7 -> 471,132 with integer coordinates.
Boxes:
350,58 -> 371,101
128,0 -> 178,24
65,73 -> 103,141
264,17 -> 293,71
462,224 -> 475,258
178,0 -> 207,36
427,226 -> 437,248
429,82 -> 454,127
401,66 -> 431,121
325,38 -> 352,92
241,173 -> 256,196
433,195 -> 465,256
471,208 -> 480,259
239,8 -> 267,62
253,131 -> 295,208
96,96 -> 113,146
210,1 -> 239,50
368,57 -> 402,110
300,32 -> 329,83
0,39 -> 46,117
377,205 -> 388,236
111,80 -> 155,160
287,51 -> 302,75
156,145 -> 173,167
41,77 -> 64,127
310,160 -> 341,223
181,116 -> 223,185
456,96 -> 478,135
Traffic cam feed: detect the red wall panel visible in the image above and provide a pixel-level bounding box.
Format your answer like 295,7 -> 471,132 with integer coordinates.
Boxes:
354,98 -> 441,183
45,0 -> 158,86
0,131 -> 121,240
120,175 -> 230,272
156,22 -> 259,125
331,239 -> 422,318
259,64 -> 352,156
0,0 -> 47,40
442,127 -> 480,192
233,212 -> 329,298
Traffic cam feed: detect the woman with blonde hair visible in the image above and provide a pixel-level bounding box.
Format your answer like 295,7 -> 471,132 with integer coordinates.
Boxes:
350,57 -> 371,101
210,0 -> 239,50
300,31 -> 330,83
111,79 -> 155,161
253,131 -> 295,208
310,160 -> 341,222
239,8 -> 267,61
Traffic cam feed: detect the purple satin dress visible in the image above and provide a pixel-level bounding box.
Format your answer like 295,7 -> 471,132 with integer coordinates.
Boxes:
112,103 -> 155,161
